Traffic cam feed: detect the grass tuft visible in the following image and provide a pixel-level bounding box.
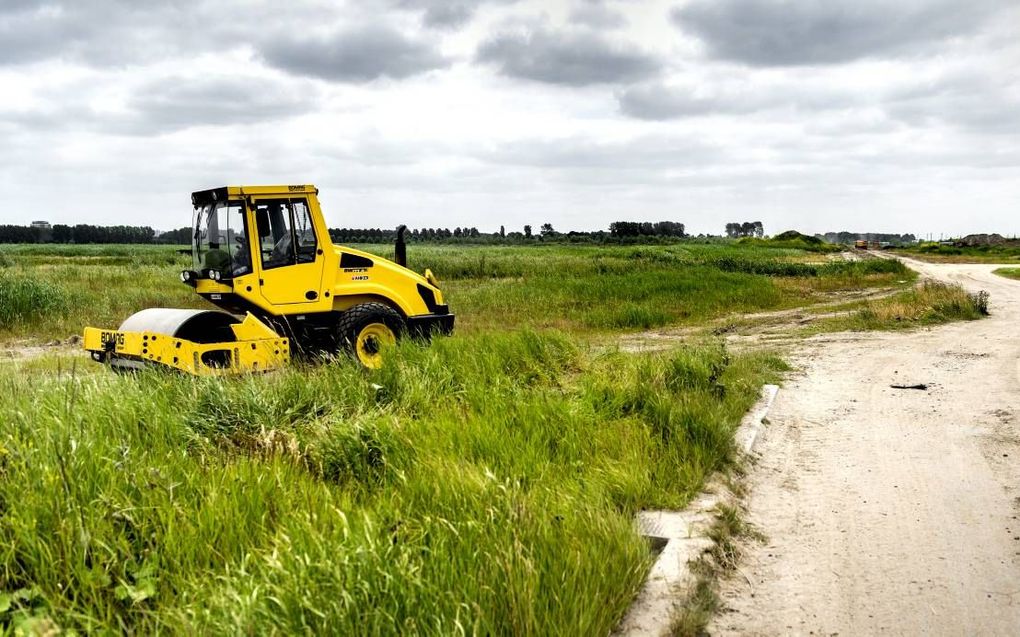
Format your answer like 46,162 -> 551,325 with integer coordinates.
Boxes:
0,271 -> 74,329
993,267 -> 1020,281
817,280 -> 987,331
669,504 -> 764,637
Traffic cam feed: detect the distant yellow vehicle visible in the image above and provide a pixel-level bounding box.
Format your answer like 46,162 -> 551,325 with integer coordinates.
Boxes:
854,240 -> 868,250
84,185 -> 453,373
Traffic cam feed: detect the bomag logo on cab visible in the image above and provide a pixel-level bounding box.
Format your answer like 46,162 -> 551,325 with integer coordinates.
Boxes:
100,331 -> 125,347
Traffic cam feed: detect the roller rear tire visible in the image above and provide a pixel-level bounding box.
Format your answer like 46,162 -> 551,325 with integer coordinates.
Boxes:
337,303 -> 405,369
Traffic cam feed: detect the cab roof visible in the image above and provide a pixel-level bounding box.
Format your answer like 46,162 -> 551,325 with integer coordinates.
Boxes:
191,185 -> 318,206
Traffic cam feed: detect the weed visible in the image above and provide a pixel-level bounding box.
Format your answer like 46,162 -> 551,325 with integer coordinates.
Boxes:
0,271 -> 74,329
670,504 -> 764,637
815,281 -> 987,332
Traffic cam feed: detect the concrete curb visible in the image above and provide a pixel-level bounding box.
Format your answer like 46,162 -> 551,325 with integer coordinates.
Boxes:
734,384 -> 779,455
614,384 -> 780,636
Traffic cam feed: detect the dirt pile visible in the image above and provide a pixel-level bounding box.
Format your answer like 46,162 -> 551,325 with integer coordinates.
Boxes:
954,233 -> 1019,247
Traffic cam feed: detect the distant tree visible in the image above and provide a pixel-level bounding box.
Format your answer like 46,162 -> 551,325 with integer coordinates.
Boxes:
611,221 -> 686,238
524,224 -> 532,239
51,224 -> 72,243
540,223 -> 555,238
499,225 -> 505,238
157,226 -> 192,244
726,221 -> 763,239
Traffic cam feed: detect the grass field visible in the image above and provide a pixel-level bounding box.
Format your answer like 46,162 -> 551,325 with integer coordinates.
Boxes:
0,240 -> 984,634
993,267 -> 1020,280
0,243 -> 911,341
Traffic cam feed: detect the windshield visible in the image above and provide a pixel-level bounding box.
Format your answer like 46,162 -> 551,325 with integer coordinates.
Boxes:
192,201 -> 252,278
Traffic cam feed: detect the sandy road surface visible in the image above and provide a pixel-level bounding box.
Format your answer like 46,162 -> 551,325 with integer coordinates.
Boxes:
711,260 -> 1020,636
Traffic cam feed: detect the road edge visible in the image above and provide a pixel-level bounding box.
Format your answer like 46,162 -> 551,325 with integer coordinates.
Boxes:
614,383 -> 780,636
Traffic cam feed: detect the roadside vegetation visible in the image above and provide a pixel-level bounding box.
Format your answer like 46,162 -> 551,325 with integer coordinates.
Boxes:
0,331 -> 786,633
0,239 -> 987,634
993,267 -> 1020,280
893,242 -> 1020,263
813,281 -> 988,332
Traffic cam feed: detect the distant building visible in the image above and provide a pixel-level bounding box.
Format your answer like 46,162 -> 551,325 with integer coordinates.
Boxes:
30,220 -> 51,229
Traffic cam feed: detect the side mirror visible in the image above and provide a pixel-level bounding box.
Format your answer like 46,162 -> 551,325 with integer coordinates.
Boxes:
395,224 -> 407,267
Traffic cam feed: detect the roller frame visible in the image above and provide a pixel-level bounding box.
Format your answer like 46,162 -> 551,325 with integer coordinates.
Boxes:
83,311 -> 290,375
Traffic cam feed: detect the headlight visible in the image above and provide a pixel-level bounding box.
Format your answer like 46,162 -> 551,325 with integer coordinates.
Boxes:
210,270 -> 222,282
180,270 -> 192,283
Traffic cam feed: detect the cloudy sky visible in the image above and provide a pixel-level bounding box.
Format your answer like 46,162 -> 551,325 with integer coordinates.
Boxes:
1,0 -> 1017,236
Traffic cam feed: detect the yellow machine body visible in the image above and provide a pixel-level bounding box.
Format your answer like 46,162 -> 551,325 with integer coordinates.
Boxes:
83,312 -> 289,375
84,185 -> 454,373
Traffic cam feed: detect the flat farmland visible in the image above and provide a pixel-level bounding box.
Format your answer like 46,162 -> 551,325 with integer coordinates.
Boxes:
0,241 -> 986,634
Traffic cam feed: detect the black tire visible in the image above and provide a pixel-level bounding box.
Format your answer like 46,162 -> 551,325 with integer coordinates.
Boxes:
337,302 -> 405,368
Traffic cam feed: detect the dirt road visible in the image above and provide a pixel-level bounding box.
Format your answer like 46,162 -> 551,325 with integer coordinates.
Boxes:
711,260 -> 1020,636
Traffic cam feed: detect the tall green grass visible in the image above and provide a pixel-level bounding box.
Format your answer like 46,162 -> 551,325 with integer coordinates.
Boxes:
0,272 -> 74,330
815,281 -> 987,331
0,243 -> 908,341
0,331 -> 786,634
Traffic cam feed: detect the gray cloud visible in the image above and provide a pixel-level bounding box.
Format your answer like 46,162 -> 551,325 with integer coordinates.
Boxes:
0,2 -> 218,67
619,81 -> 756,119
0,1 -> 344,68
3,74 -> 318,136
569,1 -> 628,29
258,25 -> 449,82
477,134 -> 724,170
476,26 -> 659,86
122,75 -> 319,134
671,0 -> 1009,66
885,73 -> 1020,135
394,0 -> 520,28
617,78 -> 858,120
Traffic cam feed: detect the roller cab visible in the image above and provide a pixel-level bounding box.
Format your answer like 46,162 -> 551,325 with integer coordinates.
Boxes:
84,185 -> 454,374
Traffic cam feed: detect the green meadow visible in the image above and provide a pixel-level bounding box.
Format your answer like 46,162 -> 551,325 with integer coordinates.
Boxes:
0,241 -> 984,634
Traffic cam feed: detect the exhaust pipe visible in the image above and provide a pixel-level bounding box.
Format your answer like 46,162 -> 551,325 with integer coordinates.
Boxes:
395,224 -> 407,267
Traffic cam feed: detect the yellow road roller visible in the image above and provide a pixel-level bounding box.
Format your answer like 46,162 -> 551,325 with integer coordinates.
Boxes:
84,185 -> 453,374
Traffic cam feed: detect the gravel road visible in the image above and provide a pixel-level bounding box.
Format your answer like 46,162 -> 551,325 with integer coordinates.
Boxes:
711,259 -> 1020,636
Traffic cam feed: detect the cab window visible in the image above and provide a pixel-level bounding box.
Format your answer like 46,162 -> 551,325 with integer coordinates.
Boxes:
226,203 -> 251,276
194,200 -> 251,277
293,200 -> 318,263
254,198 -> 318,270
